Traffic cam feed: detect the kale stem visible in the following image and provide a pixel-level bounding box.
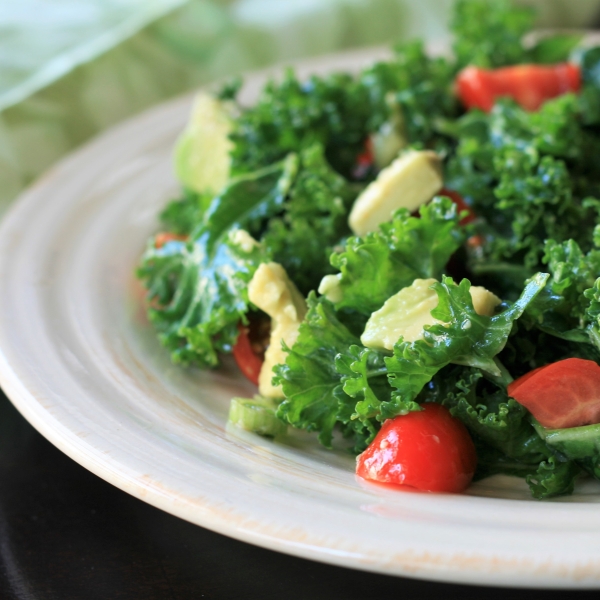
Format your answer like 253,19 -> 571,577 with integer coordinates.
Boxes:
491,357 -> 514,388
365,367 -> 389,379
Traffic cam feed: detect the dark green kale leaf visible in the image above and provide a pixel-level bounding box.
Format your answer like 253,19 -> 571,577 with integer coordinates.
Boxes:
274,294 -> 377,449
138,228 -> 271,367
229,46 -> 458,180
452,0 -> 534,70
383,274 -> 548,420
584,278 -> 600,351
443,371 -> 581,498
137,160 -> 297,367
526,457 -> 582,499
260,144 -> 359,295
452,0 -> 535,70
337,345 -> 407,424
157,189 -> 212,236
525,239 -> 600,342
229,70 -> 373,179
491,150 -> 592,270
499,324 -> 600,381
336,345 -> 391,452
361,41 -> 458,149
329,196 -> 465,316
195,154 -> 298,249
139,145 -> 363,368
446,96 -> 600,294
448,381 -> 550,466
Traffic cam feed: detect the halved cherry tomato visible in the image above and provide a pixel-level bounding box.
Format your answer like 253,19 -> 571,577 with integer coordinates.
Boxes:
232,316 -> 270,386
508,358 -> 600,429
154,232 -> 188,248
356,403 -> 477,493
232,324 -> 264,386
456,63 -> 581,112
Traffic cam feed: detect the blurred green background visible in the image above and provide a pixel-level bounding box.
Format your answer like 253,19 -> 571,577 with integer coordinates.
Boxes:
2,0 -> 600,213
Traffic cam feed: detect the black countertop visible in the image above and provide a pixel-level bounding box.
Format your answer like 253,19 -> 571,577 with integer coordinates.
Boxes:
0,389 -> 598,600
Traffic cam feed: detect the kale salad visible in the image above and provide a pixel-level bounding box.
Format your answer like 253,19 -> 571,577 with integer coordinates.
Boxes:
138,0 -> 600,498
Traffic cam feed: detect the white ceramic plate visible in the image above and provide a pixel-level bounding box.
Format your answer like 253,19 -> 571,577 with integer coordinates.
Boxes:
1,49 -> 600,589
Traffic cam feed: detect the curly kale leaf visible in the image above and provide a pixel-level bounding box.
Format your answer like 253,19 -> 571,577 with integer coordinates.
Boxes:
525,239 -> 600,342
584,278 -> 600,351
230,46 -> 458,179
274,294 -> 377,449
230,70 -> 373,179
329,197 -> 465,316
337,345 -> 410,425
383,274 -> 548,420
526,457 -> 582,499
137,159 -> 297,367
446,97 -> 600,293
261,144 -> 359,295
533,419 -> 600,482
158,189 -> 212,236
274,295 -> 417,452
452,0 -> 535,69
491,150 -> 596,270
335,345 -> 391,452
361,40 -> 458,149
442,371 -> 581,498
138,228 -> 271,367
140,145 -> 363,368
449,385 -> 550,466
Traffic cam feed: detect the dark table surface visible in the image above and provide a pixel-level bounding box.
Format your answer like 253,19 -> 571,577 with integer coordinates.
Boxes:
1,389 -> 599,600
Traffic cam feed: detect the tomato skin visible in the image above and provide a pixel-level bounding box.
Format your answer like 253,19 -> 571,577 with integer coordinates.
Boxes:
232,324 -> 264,386
456,63 -> 581,113
508,358 -> 600,429
356,404 -> 477,493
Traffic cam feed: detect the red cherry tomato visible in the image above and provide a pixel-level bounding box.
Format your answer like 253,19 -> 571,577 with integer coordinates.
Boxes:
456,63 -> 581,112
232,324 -> 264,386
154,232 -> 188,248
356,404 -> 477,493
508,358 -> 600,429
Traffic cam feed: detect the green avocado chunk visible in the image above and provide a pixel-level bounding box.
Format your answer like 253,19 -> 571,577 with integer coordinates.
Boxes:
361,278 -> 439,350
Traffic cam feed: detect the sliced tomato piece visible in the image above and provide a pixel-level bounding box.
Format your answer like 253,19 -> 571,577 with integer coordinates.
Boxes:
356,404 -> 477,493
508,358 -> 600,429
154,232 -> 188,248
456,63 -> 581,112
232,324 -> 264,386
